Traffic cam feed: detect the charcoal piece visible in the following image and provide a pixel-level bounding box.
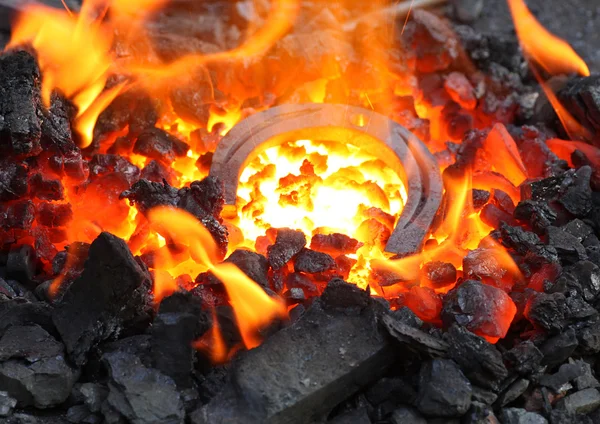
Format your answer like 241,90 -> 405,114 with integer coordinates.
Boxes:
3,280 -> 35,302
401,10 -> 460,73
441,280 -> 516,341
541,328 -> 578,366
504,341 -> 543,376
462,401 -> 497,424
0,391 -> 16,417
390,406 -> 426,424
6,244 -> 36,285
0,301 -> 54,339
392,306 -> 423,329
0,50 -> 42,158
578,321 -> 600,354
524,292 -> 566,333
133,127 -> 189,165
195,152 -> 213,175
79,383 -> 108,413
420,261 -> 456,289
140,160 -> 176,185
444,324 -> 508,392
329,407 -> 371,424
40,91 -> 75,151
558,76 -> 600,137
462,248 -> 510,285
67,405 -> 91,423
481,203 -> 516,228
496,379 -> 529,407
0,279 -> 16,298
320,278 -> 370,311
547,226 -> 587,265
310,233 -> 363,256
88,155 -> 140,187
0,199 -> 35,230
224,249 -> 269,289
500,224 -> 543,255
29,173 -> 63,201
382,313 -> 449,356
549,410 -> 592,424
566,293 -> 597,320
562,261 -> 600,302
293,248 -> 335,274
514,200 -> 557,234
151,292 -> 209,388
415,359 -> 471,417
0,325 -> 78,408
558,166 -> 592,217
366,377 -> 417,407
286,273 -> 319,297
176,177 -> 228,259
522,170 -> 575,203
192,293 -> 395,424
500,408 -> 548,424
556,388 -> 600,415
120,179 -> 180,213
471,386 -> 498,405
0,161 -> 28,201
36,202 -> 72,228
284,287 -> 305,304
103,351 -> 184,424
573,360 -> 599,390
52,232 -> 150,366
539,362 -> 587,392
563,219 -> 594,242
267,228 -> 307,270
128,98 -> 158,136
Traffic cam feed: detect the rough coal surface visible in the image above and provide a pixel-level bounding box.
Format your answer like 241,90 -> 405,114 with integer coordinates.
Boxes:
133,127 -> 189,164
266,228 -> 307,270
103,351 -> 185,424
120,179 -> 180,213
504,341 -> 543,377
0,324 -> 78,408
52,232 -> 150,366
547,226 -> 587,265
444,324 -> 507,391
415,358 -> 472,417
224,249 -> 269,289
525,292 -> 566,333
0,50 -> 42,158
151,292 -> 209,388
293,248 -> 336,274
0,160 -> 29,202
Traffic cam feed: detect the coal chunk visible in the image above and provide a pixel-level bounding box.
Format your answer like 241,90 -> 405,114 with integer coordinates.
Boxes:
558,166 -> 592,217
390,406 -> 427,424
0,391 -> 16,417
79,383 -> 108,413
5,244 -> 36,285
133,127 -> 189,164
103,351 -> 184,424
444,324 -> 508,391
441,280 -> 516,341
267,228 -> 307,270
538,361 -> 589,392
320,278 -> 370,311
310,233 -> 363,256
504,341 -> 543,376
151,292 -> 209,388
294,248 -> 336,274
52,232 -> 150,366
193,290 -> 394,424
547,226 -> 587,265
0,50 -> 42,158
420,261 -> 457,289
556,388 -> 600,415
559,261 -> 600,302
0,160 -> 28,201
540,327 -> 578,366
500,408 -> 548,424
224,249 -> 269,289
514,200 -> 557,234
0,301 -> 54,339
415,359 -> 471,417
563,219 -> 594,242
0,325 -> 78,408
524,292 -> 566,333
120,179 -> 180,213
495,378 -> 529,407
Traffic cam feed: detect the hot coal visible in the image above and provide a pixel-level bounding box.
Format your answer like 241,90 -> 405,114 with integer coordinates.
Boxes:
36,202 -> 72,227
557,76 -> 600,139
514,200 -> 558,234
310,233 -> 363,256
192,281 -> 395,424
0,160 -> 29,202
381,313 -> 449,357
140,160 -> 177,185
0,324 -> 78,408
151,292 -> 209,388
420,261 -> 457,289
442,280 -> 515,341
133,127 -> 190,165
266,228 -> 307,270
224,249 -> 270,289
0,199 -> 35,230
120,179 -> 180,213
524,292 -> 567,333
52,232 -> 151,366
5,244 -> 36,286
29,173 -> 64,201
0,50 -> 42,158
294,248 -> 336,274
88,154 -> 140,187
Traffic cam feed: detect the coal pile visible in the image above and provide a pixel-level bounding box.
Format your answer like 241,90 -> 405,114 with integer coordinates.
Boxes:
2,0 -> 600,423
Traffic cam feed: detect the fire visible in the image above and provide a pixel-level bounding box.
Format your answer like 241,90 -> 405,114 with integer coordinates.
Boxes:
147,207 -> 287,352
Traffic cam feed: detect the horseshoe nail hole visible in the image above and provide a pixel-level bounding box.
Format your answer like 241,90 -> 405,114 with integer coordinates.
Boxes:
351,113 -> 366,127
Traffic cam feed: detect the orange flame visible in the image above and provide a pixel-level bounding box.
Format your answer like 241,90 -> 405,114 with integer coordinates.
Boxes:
147,206 -> 287,350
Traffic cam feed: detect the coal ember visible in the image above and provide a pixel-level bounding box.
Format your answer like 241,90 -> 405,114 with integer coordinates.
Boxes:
0,50 -> 42,158
462,248 -> 512,288
140,160 -> 177,185
0,160 -> 29,201
442,280 -> 516,342
503,341 -> 543,376
310,233 -> 363,256
547,226 -> 588,265
420,261 -> 457,289
36,202 -> 72,228
52,232 -> 151,366
133,127 -> 190,164
120,179 -> 180,213
524,292 -> 567,333
514,200 -> 557,234
224,249 -> 270,289
558,75 -> 600,138
267,228 -> 307,270
29,173 -> 64,201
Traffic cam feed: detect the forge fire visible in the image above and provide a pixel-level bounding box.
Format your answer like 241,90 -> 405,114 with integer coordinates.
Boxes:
2,0 -> 600,422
